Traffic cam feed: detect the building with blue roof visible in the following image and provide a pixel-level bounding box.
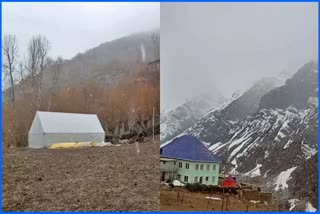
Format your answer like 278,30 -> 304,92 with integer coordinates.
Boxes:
160,135 -> 221,185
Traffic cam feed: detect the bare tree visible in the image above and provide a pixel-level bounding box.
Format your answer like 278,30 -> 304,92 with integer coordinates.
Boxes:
25,35 -> 50,109
47,57 -> 63,111
2,34 -> 18,104
18,61 -> 25,82
151,32 -> 160,60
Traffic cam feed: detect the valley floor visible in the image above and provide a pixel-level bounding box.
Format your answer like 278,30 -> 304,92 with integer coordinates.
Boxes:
160,186 -> 283,211
2,141 -> 160,211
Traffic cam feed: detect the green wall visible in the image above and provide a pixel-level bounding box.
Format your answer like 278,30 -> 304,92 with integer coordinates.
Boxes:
176,160 -> 220,185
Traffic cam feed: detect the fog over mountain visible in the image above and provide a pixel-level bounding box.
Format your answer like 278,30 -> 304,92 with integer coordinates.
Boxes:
2,2 -> 160,60
161,2 -> 318,110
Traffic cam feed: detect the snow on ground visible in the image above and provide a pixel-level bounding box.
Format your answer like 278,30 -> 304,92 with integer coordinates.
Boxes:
205,91 -> 242,116
288,199 -> 300,211
301,139 -> 317,160
307,97 -> 318,107
205,197 -> 222,201
305,202 -> 317,212
274,166 -> 297,191
209,142 -> 222,151
264,151 -> 269,159
160,116 -> 180,141
227,132 -> 250,150
283,139 -> 293,149
244,164 -> 262,177
276,130 -> 286,139
212,142 -> 229,153
228,137 -> 252,161
172,180 -> 185,187
229,158 -> 238,175
263,169 -> 270,178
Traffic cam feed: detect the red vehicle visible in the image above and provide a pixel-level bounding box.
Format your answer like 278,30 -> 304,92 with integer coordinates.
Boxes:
222,175 -> 236,187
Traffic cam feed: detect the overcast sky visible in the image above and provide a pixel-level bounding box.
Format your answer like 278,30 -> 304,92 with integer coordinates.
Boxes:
161,3 -> 318,111
2,2 -> 160,59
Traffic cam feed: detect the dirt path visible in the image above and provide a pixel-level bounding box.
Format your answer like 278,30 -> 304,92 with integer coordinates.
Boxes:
2,142 -> 160,211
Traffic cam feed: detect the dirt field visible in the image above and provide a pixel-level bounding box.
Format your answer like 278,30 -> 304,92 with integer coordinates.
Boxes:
160,186 -> 281,211
2,141 -> 160,211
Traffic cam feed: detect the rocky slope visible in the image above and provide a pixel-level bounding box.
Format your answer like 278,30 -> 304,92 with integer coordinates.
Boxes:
186,61 -> 318,211
287,153 -> 317,211
160,93 -> 225,143
188,77 -> 283,145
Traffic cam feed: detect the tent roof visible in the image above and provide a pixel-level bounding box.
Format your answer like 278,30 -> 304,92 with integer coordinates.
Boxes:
33,111 -> 105,134
160,135 -> 221,163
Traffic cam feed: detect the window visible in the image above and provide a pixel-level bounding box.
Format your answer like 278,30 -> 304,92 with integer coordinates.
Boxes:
177,174 -> 181,180
174,161 -> 176,165
163,161 -> 166,165
195,164 -> 199,170
199,177 -> 203,184
212,176 -> 216,184
194,176 -> 198,183
205,176 -> 209,181
184,176 -> 188,182
213,165 -> 216,170
185,163 -> 189,169
179,162 -> 182,168
200,164 -> 204,170
207,164 -> 210,171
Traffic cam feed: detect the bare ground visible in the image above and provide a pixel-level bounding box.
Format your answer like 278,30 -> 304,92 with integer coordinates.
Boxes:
160,186 -> 281,211
2,141 -> 160,211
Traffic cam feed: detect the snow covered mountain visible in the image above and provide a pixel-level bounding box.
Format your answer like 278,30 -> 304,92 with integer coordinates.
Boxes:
186,61 -> 318,211
160,93 -> 226,143
188,77 -> 284,145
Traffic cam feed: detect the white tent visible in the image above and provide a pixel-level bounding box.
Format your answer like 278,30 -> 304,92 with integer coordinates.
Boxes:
28,111 -> 105,148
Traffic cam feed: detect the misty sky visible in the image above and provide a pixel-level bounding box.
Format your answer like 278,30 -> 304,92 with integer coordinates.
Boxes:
2,2 -> 160,59
161,3 -> 318,111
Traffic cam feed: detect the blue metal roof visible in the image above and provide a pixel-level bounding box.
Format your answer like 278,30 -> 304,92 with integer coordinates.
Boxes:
160,135 -> 221,163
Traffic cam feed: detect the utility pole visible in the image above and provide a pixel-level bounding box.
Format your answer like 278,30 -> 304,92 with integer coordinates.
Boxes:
152,106 -> 155,143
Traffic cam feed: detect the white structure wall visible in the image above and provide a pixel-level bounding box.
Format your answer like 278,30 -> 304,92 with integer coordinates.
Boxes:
28,111 -> 105,148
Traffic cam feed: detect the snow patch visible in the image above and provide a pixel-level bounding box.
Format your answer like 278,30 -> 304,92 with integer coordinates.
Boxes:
301,140 -> 317,159
264,151 -> 269,158
209,142 -> 222,151
206,197 -> 222,201
288,199 -> 300,211
274,166 -> 297,191
244,164 -> 262,177
228,137 -> 252,161
283,139 -> 293,149
230,158 -> 238,175
307,97 -> 318,107
172,180 -> 185,187
305,202 -> 317,212
263,169 -> 270,178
